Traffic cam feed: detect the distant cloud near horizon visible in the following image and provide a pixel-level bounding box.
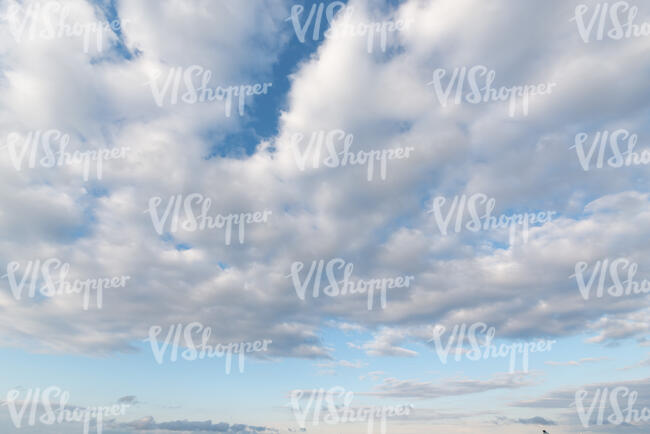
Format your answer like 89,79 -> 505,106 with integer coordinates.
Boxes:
122,416 -> 278,433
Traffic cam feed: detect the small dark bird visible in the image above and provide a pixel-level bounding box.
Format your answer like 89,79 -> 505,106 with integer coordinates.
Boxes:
543,430 -> 549,434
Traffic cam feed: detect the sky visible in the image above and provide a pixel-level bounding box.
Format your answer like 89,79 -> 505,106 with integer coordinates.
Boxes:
0,0 -> 649,433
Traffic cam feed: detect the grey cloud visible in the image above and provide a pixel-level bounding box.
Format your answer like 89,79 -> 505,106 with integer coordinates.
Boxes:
122,416 -> 277,433
512,377 -> 650,410
117,395 -> 138,404
515,416 -> 557,425
363,372 -> 538,399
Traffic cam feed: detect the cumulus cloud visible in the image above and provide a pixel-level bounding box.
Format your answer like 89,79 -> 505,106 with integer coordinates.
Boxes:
0,0 -> 648,365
